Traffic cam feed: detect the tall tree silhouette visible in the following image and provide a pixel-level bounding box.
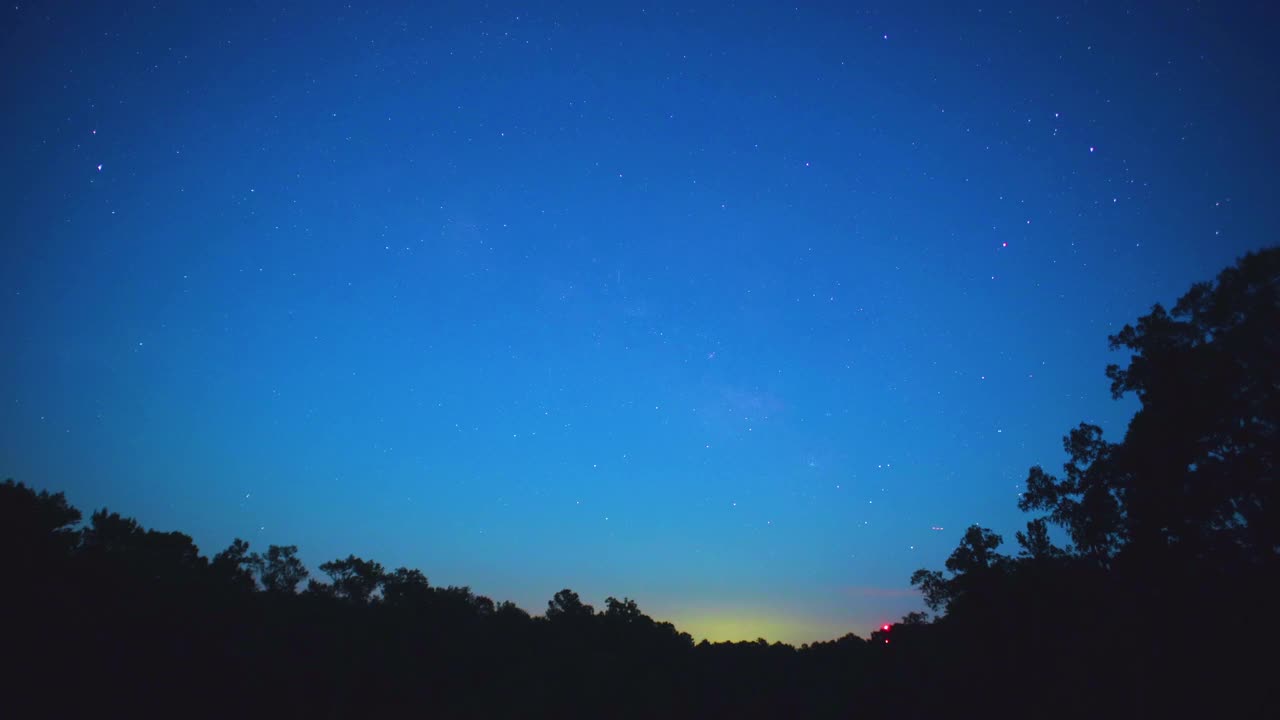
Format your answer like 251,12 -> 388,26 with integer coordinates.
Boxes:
1019,247 -> 1279,566
908,247 -> 1280,719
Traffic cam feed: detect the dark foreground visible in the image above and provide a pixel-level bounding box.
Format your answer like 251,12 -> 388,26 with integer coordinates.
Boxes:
3,477 -> 1274,719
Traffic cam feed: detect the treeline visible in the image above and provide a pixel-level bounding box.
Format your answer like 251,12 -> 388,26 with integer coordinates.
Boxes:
899,247 -> 1279,718
5,248 -> 1277,719
3,478 -> 887,718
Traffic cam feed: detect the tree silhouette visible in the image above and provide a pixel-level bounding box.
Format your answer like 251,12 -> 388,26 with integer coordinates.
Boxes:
250,544 -> 308,594
318,554 -> 385,603
0,476 -> 870,718
471,592 -> 496,615
1018,247 -> 1279,567
603,596 -> 646,624
1018,424 -> 1124,565
80,508 -> 207,588
80,509 -> 146,553
0,479 -> 80,568
1106,247 -> 1279,562
906,247 -> 1280,719
210,538 -> 256,592
910,525 -> 1007,613
381,566 -> 431,608
898,611 -> 929,626
1014,518 -> 1064,560
545,588 -> 594,620
494,599 -> 529,619
944,525 -> 1005,574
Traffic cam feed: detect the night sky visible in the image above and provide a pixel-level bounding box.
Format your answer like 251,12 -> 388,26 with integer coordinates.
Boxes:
3,2 -> 1277,644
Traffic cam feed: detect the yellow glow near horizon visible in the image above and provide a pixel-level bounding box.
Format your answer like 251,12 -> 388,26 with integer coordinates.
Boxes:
665,611 -> 852,646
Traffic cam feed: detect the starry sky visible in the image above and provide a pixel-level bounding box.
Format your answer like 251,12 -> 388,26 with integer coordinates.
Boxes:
3,1 -> 1277,644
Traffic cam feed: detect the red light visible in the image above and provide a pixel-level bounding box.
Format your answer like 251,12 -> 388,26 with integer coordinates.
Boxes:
882,624 -> 891,631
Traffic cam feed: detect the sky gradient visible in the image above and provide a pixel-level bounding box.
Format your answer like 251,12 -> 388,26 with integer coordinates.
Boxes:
3,1 -> 1277,644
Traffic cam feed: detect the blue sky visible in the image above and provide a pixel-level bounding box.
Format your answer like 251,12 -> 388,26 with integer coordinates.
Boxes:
2,1 -> 1276,643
